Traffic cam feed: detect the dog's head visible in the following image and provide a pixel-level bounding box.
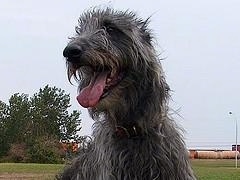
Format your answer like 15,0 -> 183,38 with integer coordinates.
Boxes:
63,8 -> 168,116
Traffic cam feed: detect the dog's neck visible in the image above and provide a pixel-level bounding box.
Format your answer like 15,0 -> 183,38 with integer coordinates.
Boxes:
112,110 -> 161,139
109,108 -> 145,138
91,87 -> 164,138
114,125 -> 140,138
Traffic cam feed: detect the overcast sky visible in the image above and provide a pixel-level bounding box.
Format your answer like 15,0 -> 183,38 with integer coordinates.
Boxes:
1,0 -> 240,149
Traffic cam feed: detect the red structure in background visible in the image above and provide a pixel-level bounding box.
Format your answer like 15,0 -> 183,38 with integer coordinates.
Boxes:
61,141 -> 79,153
189,150 -> 239,159
232,145 -> 240,152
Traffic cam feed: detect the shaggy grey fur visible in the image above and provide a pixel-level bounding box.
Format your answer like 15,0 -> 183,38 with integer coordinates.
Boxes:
60,8 -> 196,180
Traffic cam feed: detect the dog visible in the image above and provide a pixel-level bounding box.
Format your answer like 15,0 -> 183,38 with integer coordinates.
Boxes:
60,8 -> 196,180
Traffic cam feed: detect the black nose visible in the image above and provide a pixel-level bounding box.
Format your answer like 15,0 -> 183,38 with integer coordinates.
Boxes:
63,44 -> 82,59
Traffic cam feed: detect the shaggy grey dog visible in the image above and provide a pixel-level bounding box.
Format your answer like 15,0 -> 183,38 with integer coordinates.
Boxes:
60,8 -> 196,180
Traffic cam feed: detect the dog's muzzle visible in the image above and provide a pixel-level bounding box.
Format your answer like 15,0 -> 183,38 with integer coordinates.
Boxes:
63,44 -> 83,62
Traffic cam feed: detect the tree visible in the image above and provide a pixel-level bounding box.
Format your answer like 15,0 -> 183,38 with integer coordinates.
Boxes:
5,93 -> 30,144
30,85 -> 81,140
0,85 -> 82,162
0,94 -> 31,160
60,110 -> 82,140
0,100 -> 9,157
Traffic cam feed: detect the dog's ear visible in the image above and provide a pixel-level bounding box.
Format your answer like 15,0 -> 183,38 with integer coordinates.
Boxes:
140,18 -> 152,45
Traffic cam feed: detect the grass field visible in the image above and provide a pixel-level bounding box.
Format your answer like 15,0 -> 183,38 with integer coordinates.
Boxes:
1,160 -> 240,179
192,159 -> 240,180
0,163 -> 64,179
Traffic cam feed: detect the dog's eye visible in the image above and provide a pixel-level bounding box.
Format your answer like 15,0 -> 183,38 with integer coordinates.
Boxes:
102,25 -> 115,33
102,21 -> 115,33
105,26 -> 114,33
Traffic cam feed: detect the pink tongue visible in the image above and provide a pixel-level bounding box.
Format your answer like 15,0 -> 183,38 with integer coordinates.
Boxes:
77,71 -> 109,108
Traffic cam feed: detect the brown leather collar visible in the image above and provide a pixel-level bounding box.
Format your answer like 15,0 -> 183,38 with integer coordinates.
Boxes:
115,125 -> 140,138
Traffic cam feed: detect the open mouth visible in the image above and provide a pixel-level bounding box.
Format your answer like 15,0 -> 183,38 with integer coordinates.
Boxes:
76,66 -> 124,108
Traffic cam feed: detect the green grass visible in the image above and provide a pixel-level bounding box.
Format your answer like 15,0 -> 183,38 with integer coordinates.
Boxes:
0,163 -> 64,179
1,160 -> 240,179
0,163 -> 64,173
192,159 -> 240,180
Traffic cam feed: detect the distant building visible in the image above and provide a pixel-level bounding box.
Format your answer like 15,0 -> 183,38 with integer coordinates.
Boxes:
232,145 -> 240,152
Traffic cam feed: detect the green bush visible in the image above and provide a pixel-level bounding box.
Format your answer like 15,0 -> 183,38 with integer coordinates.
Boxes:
28,136 -> 65,164
7,143 -> 29,163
